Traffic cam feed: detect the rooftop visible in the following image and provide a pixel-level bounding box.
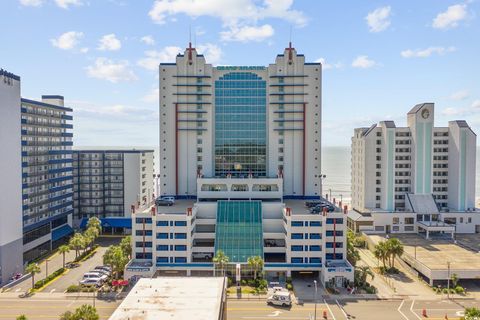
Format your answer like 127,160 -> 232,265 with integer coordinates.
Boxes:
108,277 -> 225,320
156,199 -> 196,215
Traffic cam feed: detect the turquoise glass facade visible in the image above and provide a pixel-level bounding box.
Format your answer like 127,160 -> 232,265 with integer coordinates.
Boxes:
214,71 -> 267,177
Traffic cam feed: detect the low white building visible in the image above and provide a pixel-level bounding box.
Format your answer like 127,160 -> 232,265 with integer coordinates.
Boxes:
349,103 -> 479,236
126,178 -> 353,288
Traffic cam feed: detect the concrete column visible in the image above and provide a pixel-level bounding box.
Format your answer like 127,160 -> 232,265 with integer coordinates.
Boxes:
426,230 -> 429,239
187,269 -> 191,276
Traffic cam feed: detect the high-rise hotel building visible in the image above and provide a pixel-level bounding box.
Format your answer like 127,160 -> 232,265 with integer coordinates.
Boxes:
0,69 -> 74,284
126,45 -> 354,287
350,103 -> 478,235
158,43 -> 322,198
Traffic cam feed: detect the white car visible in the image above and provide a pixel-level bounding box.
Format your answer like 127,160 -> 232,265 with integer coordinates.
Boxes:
84,272 -> 108,281
160,196 -> 175,204
79,278 -> 102,287
192,252 -> 213,259
267,291 -> 292,307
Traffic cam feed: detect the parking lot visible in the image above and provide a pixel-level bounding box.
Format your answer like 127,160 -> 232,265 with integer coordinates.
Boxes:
8,237 -> 119,294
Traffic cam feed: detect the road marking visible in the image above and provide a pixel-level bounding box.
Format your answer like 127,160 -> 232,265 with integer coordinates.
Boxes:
323,299 -> 337,320
267,310 -> 283,317
15,288 -> 21,292
50,289 -> 56,293
335,300 -> 348,319
410,300 -> 422,320
397,300 -> 410,320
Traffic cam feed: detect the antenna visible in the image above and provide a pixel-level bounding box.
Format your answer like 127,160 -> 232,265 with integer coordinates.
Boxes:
289,25 -> 292,46
189,25 -> 192,45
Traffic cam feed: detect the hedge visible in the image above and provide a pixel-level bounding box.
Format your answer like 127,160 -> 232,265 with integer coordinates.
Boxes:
34,268 -> 65,289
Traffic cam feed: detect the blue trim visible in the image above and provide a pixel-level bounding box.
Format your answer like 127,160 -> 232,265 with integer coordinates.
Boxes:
51,224 -> 73,241
21,119 -> 27,124
22,183 -> 28,188
49,184 -> 73,193
22,172 -> 28,178
79,217 -> 131,229
21,129 -> 27,135
73,150 -> 154,154
265,263 -> 322,268
22,204 -> 29,210
155,263 -> 214,268
283,195 -> 321,200
21,98 -> 73,112
0,69 -> 20,81
61,141 -> 73,146
49,201 -> 73,212
61,124 -> 73,129
22,151 -> 27,156
23,209 -> 73,232
41,95 -> 64,100
48,167 -> 73,174
49,193 -> 73,203
61,132 -> 73,137
61,115 -> 73,120
305,63 -> 321,65
49,176 -> 73,184
48,158 -> 73,164
49,150 -> 73,155
159,63 -> 176,65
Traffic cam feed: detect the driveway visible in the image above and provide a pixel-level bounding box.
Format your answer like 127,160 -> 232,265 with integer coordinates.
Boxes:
291,273 -> 325,302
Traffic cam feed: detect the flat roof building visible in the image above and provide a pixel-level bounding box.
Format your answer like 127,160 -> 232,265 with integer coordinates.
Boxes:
108,277 -> 226,320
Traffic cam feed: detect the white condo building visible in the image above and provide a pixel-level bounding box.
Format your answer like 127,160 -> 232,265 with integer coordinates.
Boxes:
126,44 -> 353,288
73,149 -> 154,233
349,103 -> 478,236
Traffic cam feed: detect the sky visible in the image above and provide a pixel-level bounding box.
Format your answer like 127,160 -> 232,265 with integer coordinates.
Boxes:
1,0 -> 479,147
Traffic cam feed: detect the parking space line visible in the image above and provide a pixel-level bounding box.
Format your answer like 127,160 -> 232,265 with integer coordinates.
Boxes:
410,300 -> 422,320
335,300 -> 348,319
397,300 -> 410,320
323,299 -> 337,320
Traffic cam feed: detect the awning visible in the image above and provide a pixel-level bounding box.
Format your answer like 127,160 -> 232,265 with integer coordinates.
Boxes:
52,224 -> 74,241
80,218 -> 132,229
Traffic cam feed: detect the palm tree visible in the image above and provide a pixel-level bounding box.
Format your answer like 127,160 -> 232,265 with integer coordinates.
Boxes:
347,231 -> 361,266
103,245 -> 128,279
354,265 -> 374,287
373,241 -> 388,270
84,226 -> 99,250
213,250 -> 229,277
25,263 -> 41,291
120,236 -> 132,259
69,233 -> 85,258
72,304 -> 99,320
16,315 -> 27,320
462,307 -> 480,320
58,245 -> 70,268
86,217 -> 102,234
247,256 -> 264,280
386,238 -> 404,269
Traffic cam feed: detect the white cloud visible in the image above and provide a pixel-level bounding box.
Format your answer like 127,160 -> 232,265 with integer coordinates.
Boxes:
351,55 -> 376,69
137,46 -> 182,71
50,31 -> 84,50
142,88 -> 159,103
86,58 -> 137,83
148,0 -> 307,26
196,43 -> 223,65
80,47 -> 89,53
441,100 -> 480,116
315,57 -> 343,70
141,35 -> 155,46
19,0 -> 43,6
472,100 -> 480,109
97,34 -> 122,51
220,24 -> 274,42
55,0 -> 83,9
432,4 -> 468,29
400,46 -> 456,58
365,6 -> 391,32
450,90 -> 469,101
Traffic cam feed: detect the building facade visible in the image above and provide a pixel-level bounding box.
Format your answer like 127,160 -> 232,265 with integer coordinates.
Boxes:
126,45 -> 353,288
0,70 -> 23,284
350,103 -> 479,235
21,95 -> 74,263
73,149 -> 154,233
158,43 -> 323,199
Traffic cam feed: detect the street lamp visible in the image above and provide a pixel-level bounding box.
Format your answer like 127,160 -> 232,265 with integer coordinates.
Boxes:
313,280 -> 318,320
46,259 -> 50,278
447,261 -> 451,300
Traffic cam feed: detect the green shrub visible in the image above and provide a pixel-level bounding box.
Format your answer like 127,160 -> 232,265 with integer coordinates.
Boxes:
286,283 -> 293,290
455,286 -> 464,294
33,268 -> 65,289
365,286 -> 377,294
286,277 -> 292,284
442,288 -> 449,294
227,277 -> 233,287
66,285 -> 80,292
241,280 -> 247,286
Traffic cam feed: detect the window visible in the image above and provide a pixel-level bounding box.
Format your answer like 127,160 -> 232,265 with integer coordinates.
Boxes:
291,233 -> 303,239
291,245 -> 303,251
136,241 -> 152,248
136,253 -> 152,259
309,245 -> 321,251
136,230 -> 152,236
174,221 -> 187,227
156,220 -> 168,227
326,218 -> 343,224
404,217 -> 414,225
156,245 -> 168,251
309,233 -> 321,239
291,221 -> 303,227
291,257 -> 303,263
136,218 -> 152,224
156,257 -> 168,263
309,257 -> 321,263
156,232 -> 168,239
309,221 -> 321,227
175,245 -> 187,251
393,217 -> 400,225
174,233 -> 187,239
174,257 -> 187,263
326,231 -> 342,237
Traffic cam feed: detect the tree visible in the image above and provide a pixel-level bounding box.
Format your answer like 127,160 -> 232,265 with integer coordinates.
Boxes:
84,226 -> 99,250
103,245 -> 128,279
120,236 -> 132,260
247,256 -> 264,280
373,241 -> 388,270
16,315 -> 27,320
386,238 -> 404,269
25,263 -> 41,291
86,217 -> 102,234
354,265 -> 374,288
347,231 -> 361,266
69,233 -> 85,258
213,250 -> 229,277
58,245 -> 70,268
451,273 -> 459,288
59,305 -> 99,320
462,307 -> 480,320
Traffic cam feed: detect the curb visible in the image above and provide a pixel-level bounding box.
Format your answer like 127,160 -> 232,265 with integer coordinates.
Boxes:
34,268 -> 70,293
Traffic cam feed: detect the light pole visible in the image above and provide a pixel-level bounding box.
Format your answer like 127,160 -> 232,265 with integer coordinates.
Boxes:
414,245 -> 417,260
313,280 -> 318,320
447,261 -> 451,299
45,259 -> 50,278
329,189 -> 332,201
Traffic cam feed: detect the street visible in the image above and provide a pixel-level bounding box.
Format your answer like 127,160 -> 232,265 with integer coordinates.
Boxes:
0,293 -> 121,319
226,298 -> 479,320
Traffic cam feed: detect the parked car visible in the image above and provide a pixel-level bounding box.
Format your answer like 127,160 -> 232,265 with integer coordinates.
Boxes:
192,252 -> 213,259
10,273 -> 23,281
305,200 -> 327,208
92,268 -> 110,277
156,198 -> 174,206
267,291 -> 292,307
79,278 -> 103,287
160,196 -> 175,204
95,266 -> 112,274
84,272 -> 108,281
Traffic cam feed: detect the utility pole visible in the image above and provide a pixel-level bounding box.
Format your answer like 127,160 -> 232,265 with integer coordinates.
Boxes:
313,280 -> 317,320
447,261 -> 451,300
